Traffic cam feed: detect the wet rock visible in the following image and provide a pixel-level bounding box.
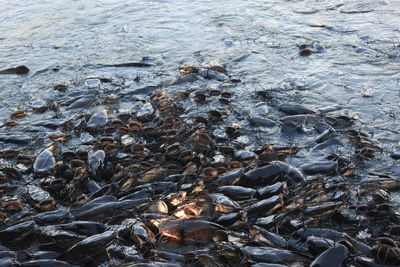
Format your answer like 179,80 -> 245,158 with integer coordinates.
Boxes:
279,103 -> 314,115
301,161 -> 337,175
34,149 -> 56,173
310,245 -> 348,267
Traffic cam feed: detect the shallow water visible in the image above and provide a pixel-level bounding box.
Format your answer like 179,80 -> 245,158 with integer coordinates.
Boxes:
1,0 -> 399,170
1,2 -> 400,265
